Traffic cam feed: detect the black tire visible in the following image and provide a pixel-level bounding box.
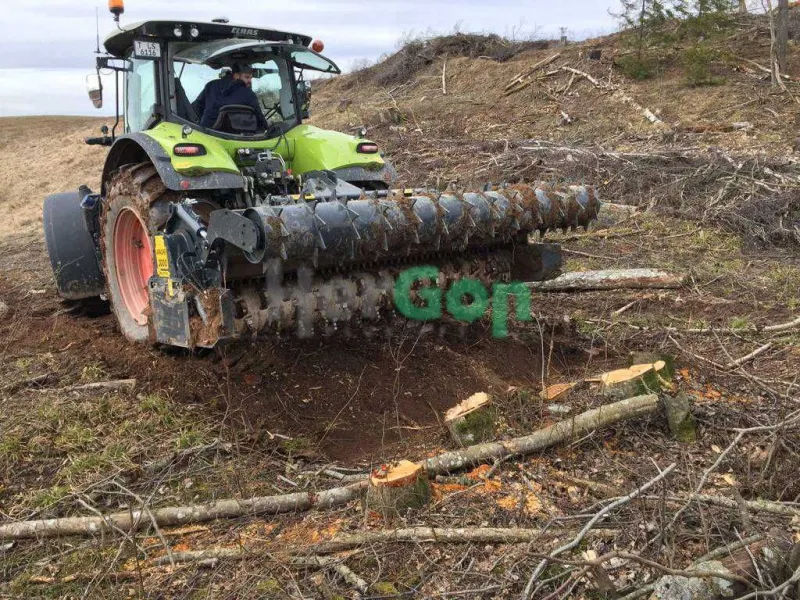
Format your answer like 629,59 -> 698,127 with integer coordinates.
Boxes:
43,191 -> 105,300
101,163 -> 173,343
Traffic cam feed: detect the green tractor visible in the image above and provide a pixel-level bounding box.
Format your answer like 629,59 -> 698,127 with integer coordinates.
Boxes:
43,5 -> 601,348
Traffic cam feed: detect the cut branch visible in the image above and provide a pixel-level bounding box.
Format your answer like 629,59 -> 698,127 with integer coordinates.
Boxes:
60,379 -> 137,392
656,493 -> 800,518
307,526 -> 620,554
679,316 -> 800,335
504,53 -> 562,95
523,463 -> 677,596
527,269 -> 686,292
561,66 -> 666,127
154,551 -> 369,594
725,342 -> 773,369
151,527 -> 620,559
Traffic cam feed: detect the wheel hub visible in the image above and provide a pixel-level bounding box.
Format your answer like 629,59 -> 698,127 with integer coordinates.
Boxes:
113,208 -> 153,326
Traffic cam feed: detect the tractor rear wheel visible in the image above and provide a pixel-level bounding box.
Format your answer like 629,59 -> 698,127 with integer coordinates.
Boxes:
102,163 -> 172,343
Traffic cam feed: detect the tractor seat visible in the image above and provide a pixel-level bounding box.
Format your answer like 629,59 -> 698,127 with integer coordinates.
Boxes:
212,105 -> 260,135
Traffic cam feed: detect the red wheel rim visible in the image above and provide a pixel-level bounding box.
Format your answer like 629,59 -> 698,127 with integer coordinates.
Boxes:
113,208 -> 153,326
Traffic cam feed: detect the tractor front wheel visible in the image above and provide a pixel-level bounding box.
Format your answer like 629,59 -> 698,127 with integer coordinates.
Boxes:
102,163 -> 172,343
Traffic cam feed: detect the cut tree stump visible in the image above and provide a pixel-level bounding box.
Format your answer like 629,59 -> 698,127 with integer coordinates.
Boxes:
366,460 -> 431,518
663,392 -> 697,443
593,361 -> 667,399
444,392 -> 497,446
527,269 -> 686,292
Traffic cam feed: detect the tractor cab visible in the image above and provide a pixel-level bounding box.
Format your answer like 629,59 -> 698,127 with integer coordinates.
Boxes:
91,19 -> 339,140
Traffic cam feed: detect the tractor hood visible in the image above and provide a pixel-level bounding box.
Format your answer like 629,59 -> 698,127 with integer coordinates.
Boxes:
138,122 -> 386,179
284,125 -> 386,173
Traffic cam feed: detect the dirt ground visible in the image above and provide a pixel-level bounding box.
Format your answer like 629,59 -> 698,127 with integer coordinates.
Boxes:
1,14 -> 800,600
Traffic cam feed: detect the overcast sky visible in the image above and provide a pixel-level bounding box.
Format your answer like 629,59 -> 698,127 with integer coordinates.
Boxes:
0,0 -> 619,117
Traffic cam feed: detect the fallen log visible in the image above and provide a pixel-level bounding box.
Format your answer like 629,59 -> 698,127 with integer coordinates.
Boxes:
0,395 -> 659,540
423,394 -> 659,475
527,269 -> 686,292
0,481 -> 368,540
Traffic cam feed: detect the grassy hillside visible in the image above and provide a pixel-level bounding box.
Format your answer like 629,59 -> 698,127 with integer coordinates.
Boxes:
313,14 -> 799,159
309,15 -> 800,246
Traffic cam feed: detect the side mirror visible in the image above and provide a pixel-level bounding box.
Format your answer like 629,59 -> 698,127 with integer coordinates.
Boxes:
86,73 -> 103,109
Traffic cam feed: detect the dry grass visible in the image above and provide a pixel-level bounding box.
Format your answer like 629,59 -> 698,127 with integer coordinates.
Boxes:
0,117 -> 106,236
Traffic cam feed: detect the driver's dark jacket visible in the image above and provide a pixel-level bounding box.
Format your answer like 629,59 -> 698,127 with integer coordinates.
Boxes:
193,77 -> 269,130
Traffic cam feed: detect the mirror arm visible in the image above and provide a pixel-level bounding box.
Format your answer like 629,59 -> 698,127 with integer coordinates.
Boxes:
111,69 -> 121,141
96,66 -> 104,101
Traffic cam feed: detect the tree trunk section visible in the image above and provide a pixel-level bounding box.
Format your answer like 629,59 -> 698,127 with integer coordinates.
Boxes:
444,392 -> 497,446
366,461 -> 431,519
778,0 -> 789,73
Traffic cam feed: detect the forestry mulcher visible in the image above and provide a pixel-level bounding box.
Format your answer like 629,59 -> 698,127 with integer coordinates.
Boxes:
44,1 -> 601,348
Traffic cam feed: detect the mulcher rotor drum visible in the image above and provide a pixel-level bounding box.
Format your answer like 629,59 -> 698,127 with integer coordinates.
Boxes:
239,183 -> 601,271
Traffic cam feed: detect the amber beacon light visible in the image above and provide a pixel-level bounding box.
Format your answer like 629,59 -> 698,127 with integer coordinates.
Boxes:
109,0 -> 125,20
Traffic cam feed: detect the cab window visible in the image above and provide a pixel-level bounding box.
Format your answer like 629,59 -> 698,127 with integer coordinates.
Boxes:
125,58 -> 157,132
174,58 -> 297,128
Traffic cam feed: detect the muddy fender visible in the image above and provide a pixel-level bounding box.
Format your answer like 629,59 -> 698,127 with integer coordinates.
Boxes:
43,191 -> 105,300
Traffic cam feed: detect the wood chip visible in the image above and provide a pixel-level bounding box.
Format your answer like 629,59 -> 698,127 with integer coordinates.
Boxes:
540,382 -> 578,401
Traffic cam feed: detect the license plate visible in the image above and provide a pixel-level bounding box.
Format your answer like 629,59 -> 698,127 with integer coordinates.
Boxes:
134,40 -> 161,59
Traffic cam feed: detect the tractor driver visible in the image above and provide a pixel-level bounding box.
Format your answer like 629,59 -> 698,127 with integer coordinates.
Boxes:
194,63 -> 269,132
